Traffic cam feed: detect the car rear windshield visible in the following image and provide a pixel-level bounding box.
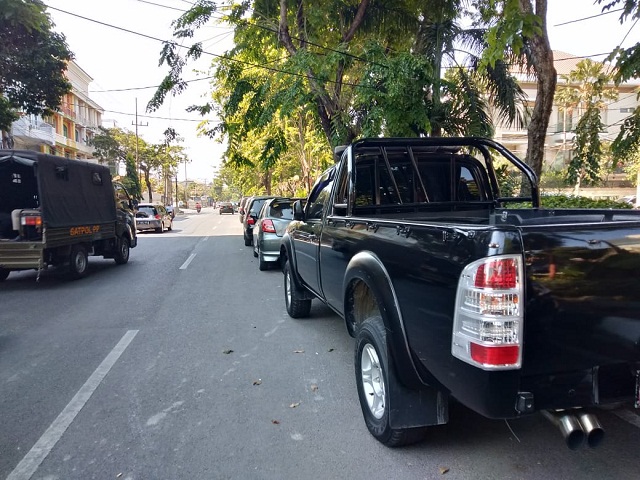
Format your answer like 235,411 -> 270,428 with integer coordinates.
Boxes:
249,199 -> 267,214
138,206 -> 157,215
268,202 -> 293,220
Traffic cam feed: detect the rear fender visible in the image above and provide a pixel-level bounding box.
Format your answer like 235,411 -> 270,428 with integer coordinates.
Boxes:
280,233 -> 314,300
344,251 -> 448,428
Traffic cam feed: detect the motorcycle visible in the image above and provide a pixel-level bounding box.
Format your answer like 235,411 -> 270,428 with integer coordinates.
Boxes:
196,202 -> 202,213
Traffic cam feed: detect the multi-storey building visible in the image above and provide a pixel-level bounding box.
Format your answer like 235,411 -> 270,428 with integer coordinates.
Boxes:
10,60 -> 103,160
494,51 -> 640,170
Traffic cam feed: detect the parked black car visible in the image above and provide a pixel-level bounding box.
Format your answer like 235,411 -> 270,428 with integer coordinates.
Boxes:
242,195 -> 274,246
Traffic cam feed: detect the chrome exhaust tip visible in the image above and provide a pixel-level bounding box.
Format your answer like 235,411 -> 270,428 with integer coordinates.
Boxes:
542,410 -> 585,450
577,412 -> 605,448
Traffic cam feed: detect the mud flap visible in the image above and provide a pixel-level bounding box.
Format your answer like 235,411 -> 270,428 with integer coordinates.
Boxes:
388,372 -> 449,429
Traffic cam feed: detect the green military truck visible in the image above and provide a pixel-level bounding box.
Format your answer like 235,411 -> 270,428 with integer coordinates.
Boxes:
0,150 -> 137,281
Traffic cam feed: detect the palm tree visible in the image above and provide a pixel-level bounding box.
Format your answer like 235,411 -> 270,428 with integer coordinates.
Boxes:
554,59 -> 618,193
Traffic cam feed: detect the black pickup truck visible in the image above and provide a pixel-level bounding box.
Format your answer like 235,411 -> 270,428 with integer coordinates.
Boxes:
0,150 -> 137,281
280,137 -> 640,449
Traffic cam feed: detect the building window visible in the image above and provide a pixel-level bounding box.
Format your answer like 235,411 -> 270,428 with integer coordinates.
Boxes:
63,124 -> 68,137
75,129 -> 79,142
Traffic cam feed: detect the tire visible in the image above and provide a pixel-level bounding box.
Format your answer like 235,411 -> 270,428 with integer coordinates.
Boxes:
283,260 -> 311,318
355,316 -> 427,447
168,221 -> 172,231
68,244 -> 88,280
114,236 -> 130,265
244,233 -> 252,246
155,223 -> 163,233
0,268 -> 10,282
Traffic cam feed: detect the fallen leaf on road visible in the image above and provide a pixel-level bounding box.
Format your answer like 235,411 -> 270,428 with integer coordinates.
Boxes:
310,384 -> 318,392
328,348 -> 335,352
289,402 -> 300,408
439,467 -> 450,474
272,419 -> 280,424
293,349 -> 305,353
253,379 -> 262,385
222,349 -> 234,354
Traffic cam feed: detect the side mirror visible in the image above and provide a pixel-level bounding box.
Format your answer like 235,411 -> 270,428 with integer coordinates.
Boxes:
293,200 -> 304,221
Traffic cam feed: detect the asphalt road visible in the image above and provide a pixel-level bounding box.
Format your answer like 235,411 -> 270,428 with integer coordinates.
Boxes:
1,208 -> 640,480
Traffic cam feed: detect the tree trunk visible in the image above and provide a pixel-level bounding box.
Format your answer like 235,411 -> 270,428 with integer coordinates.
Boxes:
519,0 -> 556,181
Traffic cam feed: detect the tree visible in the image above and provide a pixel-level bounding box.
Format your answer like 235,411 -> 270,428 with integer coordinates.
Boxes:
0,0 -> 73,135
595,0 -> 640,203
481,0 -> 556,182
554,59 -> 618,192
123,153 -> 142,200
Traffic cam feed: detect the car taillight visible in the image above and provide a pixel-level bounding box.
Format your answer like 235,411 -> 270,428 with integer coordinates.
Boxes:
247,217 -> 255,226
451,255 -> 523,370
261,219 -> 276,233
21,215 -> 42,227
155,214 -> 161,219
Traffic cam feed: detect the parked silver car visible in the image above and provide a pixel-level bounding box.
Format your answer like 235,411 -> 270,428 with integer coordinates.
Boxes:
252,197 -> 296,270
135,203 -> 173,233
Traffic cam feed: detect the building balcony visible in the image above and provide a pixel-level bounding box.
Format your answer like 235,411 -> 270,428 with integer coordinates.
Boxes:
75,114 -> 100,130
11,117 -> 55,147
55,134 -> 77,150
61,106 -> 76,120
76,141 -> 95,155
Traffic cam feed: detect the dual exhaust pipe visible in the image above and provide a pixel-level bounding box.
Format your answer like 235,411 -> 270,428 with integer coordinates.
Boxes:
542,410 -> 605,450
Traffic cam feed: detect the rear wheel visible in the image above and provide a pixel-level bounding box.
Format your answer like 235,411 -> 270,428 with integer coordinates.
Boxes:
244,233 -> 252,246
68,244 -> 88,279
114,236 -> 130,265
283,260 -> 311,318
355,316 -> 427,447
155,223 -> 163,233
167,221 -> 172,231
0,268 -> 10,282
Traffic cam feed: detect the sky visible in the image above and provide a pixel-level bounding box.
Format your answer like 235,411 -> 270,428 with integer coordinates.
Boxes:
44,1 -> 640,182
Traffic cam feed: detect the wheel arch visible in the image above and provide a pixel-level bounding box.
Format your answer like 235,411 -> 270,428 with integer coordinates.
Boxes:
345,252 -> 448,428
343,251 -> 422,386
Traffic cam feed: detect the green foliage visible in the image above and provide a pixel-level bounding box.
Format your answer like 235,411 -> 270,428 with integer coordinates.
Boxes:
568,108 -> 605,186
0,0 -> 73,131
480,0 -> 541,69
508,194 -> 633,209
538,194 -> 633,209
122,153 -> 142,200
355,47 -> 433,137
495,164 -> 521,197
611,107 -> 640,164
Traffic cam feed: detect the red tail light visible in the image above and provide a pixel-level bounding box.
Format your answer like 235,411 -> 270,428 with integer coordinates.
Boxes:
474,258 -> 517,289
247,217 -> 255,226
155,214 -> 161,220
452,255 -> 524,370
470,344 -> 519,365
21,215 -> 42,227
261,219 -> 276,233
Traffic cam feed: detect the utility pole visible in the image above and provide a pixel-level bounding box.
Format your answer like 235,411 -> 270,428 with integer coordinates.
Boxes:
132,98 -> 148,197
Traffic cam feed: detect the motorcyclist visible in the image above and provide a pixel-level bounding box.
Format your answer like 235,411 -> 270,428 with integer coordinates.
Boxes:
196,202 -> 202,213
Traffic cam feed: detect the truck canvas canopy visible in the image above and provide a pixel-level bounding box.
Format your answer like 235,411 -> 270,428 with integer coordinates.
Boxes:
0,150 -> 116,228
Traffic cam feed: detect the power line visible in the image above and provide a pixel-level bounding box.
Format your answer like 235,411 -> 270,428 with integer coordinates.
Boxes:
135,0 -> 186,12
554,7 -> 624,27
46,5 -> 377,90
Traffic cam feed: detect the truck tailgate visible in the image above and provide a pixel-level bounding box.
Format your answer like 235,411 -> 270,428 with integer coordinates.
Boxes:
520,222 -> 640,406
